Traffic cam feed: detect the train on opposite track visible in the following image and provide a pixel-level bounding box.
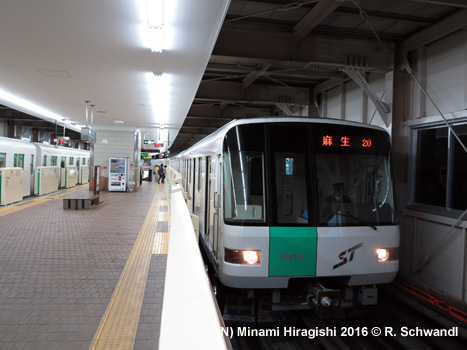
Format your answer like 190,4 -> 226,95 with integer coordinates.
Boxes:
164,117 -> 399,322
0,136 -> 90,204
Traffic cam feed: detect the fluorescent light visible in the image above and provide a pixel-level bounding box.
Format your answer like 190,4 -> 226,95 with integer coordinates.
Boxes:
147,0 -> 163,28
149,26 -> 163,53
147,0 -> 164,52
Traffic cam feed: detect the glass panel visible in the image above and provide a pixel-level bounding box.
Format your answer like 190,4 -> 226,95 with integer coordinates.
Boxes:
14,154 -> 24,169
51,156 -> 57,166
43,155 -> 47,166
451,125 -> 467,210
0,153 -> 5,168
414,127 -> 448,207
269,124 -> 309,225
223,124 -> 266,224
69,157 -> 74,166
314,124 -> 397,226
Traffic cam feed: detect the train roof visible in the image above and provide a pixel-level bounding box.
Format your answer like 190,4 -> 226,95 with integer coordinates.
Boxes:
173,117 -> 389,157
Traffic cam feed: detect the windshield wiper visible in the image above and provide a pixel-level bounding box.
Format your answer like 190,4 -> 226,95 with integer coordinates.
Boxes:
334,211 -> 378,231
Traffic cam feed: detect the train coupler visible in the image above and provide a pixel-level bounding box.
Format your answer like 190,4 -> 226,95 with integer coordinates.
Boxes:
303,283 -> 341,312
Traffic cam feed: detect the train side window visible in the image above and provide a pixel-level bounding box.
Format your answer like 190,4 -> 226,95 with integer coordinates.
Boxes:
43,155 -> 47,166
0,153 -> 5,168
30,155 -> 34,175
82,158 -> 86,166
69,157 -> 74,166
14,153 -> 24,169
51,156 -> 57,166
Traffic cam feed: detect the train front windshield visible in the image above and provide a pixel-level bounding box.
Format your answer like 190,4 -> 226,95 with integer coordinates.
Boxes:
223,122 -> 397,227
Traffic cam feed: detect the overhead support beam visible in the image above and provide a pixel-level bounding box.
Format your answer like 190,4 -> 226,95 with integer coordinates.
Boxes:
275,104 -> 293,116
342,69 -> 390,126
407,0 -> 467,7
293,0 -> 341,41
242,64 -> 272,89
401,8 -> 467,51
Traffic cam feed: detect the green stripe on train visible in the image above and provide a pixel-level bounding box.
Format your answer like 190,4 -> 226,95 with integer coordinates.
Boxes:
269,227 -> 317,277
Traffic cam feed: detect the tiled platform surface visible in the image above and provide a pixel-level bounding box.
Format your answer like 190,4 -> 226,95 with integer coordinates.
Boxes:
0,180 -> 168,350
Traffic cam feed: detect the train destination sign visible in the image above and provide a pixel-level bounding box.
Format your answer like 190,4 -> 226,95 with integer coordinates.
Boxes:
321,135 -> 373,148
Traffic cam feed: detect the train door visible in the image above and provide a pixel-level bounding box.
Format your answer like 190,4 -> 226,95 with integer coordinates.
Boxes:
212,154 -> 222,260
60,156 -> 66,187
267,124 -> 317,277
76,158 -> 80,183
29,154 -> 35,195
204,156 -> 211,237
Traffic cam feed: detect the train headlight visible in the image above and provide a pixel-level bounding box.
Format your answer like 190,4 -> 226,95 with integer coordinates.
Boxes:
225,248 -> 261,265
376,248 -> 398,262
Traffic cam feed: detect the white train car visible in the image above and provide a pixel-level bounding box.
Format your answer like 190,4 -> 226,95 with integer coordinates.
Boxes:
0,137 -> 36,197
35,144 -> 90,187
0,136 -> 90,202
165,117 -> 400,321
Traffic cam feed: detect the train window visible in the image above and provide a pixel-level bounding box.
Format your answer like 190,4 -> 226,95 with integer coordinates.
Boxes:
30,155 -> 34,175
69,157 -> 74,166
411,123 -> 467,213
82,158 -> 86,166
0,153 -> 5,168
14,154 -> 24,169
314,124 -> 397,226
269,124 -> 310,225
223,124 -> 266,224
43,155 -> 47,166
51,156 -> 57,166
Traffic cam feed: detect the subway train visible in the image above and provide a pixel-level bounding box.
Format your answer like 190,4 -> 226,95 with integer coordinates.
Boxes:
0,136 -> 90,203
164,117 -> 399,321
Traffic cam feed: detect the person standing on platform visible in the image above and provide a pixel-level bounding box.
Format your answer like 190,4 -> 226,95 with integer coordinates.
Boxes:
157,164 -> 164,184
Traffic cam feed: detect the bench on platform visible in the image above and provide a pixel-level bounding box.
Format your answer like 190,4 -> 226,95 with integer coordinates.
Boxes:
63,191 -> 100,210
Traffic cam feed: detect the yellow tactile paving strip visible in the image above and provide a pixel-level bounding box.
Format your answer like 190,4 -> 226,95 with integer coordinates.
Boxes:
89,185 -> 167,350
0,184 -> 88,217
0,181 -> 171,349
154,210 -> 171,254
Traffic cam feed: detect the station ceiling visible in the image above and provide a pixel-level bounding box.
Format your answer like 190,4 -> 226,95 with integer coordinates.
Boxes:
0,0 -> 465,154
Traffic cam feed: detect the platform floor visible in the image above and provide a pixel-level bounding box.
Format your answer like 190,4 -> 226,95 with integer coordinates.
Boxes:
0,180 -> 169,350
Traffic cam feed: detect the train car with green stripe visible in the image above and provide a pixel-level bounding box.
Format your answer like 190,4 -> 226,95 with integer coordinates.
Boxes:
166,117 -> 399,321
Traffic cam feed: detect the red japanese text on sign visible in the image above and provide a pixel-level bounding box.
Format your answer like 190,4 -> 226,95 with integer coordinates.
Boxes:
322,135 -> 333,146
340,136 -> 350,147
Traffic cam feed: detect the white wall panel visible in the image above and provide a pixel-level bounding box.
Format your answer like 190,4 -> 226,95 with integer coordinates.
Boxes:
343,80 -> 362,123
425,30 -> 466,116
326,85 -> 342,119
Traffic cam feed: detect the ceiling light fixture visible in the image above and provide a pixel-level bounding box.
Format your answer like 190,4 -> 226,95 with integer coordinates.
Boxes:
147,0 -> 164,52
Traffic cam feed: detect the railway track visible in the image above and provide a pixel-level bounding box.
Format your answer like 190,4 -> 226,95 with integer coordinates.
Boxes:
226,285 -> 467,350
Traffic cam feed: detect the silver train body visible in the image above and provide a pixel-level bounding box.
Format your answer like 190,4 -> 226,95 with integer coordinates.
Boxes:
165,117 -> 399,316
0,136 -> 90,199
